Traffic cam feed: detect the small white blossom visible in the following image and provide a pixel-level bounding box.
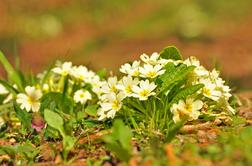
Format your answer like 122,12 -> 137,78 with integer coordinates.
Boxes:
87,75 -> 105,97
73,89 -> 92,104
132,80 -> 157,100
0,116 -> 5,128
0,84 -> 8,95
116,76 -> 139,97
52,62 -> 73,76
140,52 -> 160,65
101,76 -> 118,94
171,97 -> 203,123
139,64 -> 165,78
98,93 -> 125,120
184,57 -> 209,77
119,61 -> 140,77
71,65 -> 94,82
200,79 -> 222,101
16,86 -> 42,112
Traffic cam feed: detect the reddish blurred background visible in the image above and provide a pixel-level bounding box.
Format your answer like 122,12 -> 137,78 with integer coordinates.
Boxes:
0,0 -> 251,90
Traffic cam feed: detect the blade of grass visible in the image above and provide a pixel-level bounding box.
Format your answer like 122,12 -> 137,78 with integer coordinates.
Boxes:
0,51 -> 23,91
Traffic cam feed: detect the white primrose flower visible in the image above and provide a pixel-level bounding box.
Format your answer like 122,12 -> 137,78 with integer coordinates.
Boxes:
171,97 -> 203,123
0,116 -> 5,128
116,76 -> 139,97
16,86 -> 42,112
98,92 -> 125,120
210,70 -> 232,100
200,78 -> 222,101
184,56 -> 209,77
73,89 -> 92,104
140,52 -> 160,65
71,65 -> 95,82
132,80 -> 157,100
0,84 -> 8,95
119,61 -> 140,77
3,84 -> 18,104
52,62 -> 73,76
101,76 -> 118,94
87,75 -> 105,97
139,64 -> 165,78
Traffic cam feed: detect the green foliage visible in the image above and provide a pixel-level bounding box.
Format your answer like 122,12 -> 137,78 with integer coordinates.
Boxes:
0,80 -> 19,95
44,109 -> 76,160
0,142 -> 39,163
168,84 -> 204,107
158,63 -> 195,93
102,119 -> 133,162
44,109 -> 64,135
160,46 -> 182,60
97,68 -> 107,79
85,104 -> 99,116
40,92 -> 74,115
0,51 -> 23,91
13,102 -> 32,129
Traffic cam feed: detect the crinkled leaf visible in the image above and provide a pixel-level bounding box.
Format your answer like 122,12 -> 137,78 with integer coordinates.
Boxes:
102,119 -> 132,162
112,119 -> 132,151
85,104 -> 99,116
44,109 -> 64,135
160,46 -> 182,60
169,84 -> 204,107
159,64 -> 195,93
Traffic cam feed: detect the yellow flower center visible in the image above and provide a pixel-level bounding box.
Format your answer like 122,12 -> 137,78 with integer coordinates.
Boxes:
203,88 -> 211,96
140,89 -> 149,97
132,70 -> 139,76
125,85 -> 132,93
79,75 -> 85,80
185,104 -> 193,112
147,71 -> 157,78
79,93 -> 85,98
28,96 -> 37,105
112,100 -> 120,110
111,86 -> 118,93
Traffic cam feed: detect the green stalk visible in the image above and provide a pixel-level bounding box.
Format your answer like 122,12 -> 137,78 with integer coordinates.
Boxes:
0,51 -> 23,91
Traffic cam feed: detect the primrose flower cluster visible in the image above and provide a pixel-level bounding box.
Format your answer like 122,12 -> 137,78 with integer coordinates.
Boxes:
0,61 -> 106,115
0,48 -> 235,126
97,52 -> 235,123
97,53 -> 180,120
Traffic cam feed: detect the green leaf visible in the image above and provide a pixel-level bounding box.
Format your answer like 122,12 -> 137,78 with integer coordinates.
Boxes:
40,92 -> 74,114
13,102 -> 32,128
63,135 -> 76,152
85,104 -> 99,116
160,46 -> 182,60
165,119 -> 186,142
159,64 -> 195,93
0,80 -> 19,95
169,84 -> 204,107
113,120 -> 132,151
44,109 -> 64,135
102,119 -> 132,162
97,68 -> 107,79
0,51 -> 23,91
